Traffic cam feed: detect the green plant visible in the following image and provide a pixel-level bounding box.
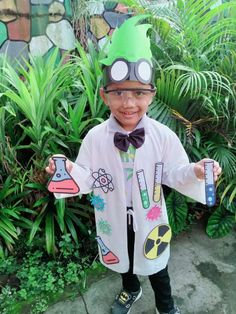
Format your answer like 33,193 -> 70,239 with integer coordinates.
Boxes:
1,49 -> 75,160
166,190 -> 188,234
73,40 -> 108,119
0,42 -> 105,255
0,176 -> 33,255
0,232 -> 103,314
206,205 -> 235,238
27,192 -> 94,255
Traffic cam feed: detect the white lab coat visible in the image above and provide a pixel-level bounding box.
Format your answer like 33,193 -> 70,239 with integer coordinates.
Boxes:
57,114 -> 206,275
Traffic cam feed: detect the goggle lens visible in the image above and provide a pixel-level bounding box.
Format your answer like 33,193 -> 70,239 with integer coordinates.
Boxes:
136,61 -> 152,82
110,60 -> 129,82
106,58 -> 153,85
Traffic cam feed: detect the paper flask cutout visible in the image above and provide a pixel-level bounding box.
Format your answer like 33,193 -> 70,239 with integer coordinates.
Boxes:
47,156 -> 79,194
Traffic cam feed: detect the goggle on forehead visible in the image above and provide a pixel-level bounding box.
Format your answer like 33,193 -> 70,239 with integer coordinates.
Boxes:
103,58 -> 154,86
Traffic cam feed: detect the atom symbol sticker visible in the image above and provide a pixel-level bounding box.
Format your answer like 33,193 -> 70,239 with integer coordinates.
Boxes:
92,169 -> 114,193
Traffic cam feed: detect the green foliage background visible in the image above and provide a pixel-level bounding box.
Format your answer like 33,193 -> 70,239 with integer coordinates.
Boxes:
0,0 -> 236,312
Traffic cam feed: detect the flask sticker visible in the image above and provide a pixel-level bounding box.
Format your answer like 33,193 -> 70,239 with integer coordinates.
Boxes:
96,236 -> 119,264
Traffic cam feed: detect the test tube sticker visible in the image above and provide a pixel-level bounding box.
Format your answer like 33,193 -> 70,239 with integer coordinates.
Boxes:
153,162 -> 163,203
204,161 -> 216,207
136,169 -> 150,209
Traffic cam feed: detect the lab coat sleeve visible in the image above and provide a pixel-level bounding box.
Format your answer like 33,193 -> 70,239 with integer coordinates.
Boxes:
162,130 -> 206,204
54,136 -> 93,199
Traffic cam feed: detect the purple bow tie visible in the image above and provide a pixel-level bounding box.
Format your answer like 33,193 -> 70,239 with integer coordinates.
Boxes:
114,128 -> 145,152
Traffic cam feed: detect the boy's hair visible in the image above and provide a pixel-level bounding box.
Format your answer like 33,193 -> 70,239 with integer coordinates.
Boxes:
100,15 -> 154,87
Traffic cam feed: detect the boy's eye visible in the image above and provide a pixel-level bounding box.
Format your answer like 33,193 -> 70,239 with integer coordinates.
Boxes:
114,91 -> 123,96
134,91 -> 144,97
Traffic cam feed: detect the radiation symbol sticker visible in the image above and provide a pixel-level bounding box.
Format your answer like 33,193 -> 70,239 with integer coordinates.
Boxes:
144,224 -> 172,260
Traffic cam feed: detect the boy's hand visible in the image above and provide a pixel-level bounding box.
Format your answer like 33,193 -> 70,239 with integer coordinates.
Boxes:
194,158 -> 222,181
45,154 -> 73,175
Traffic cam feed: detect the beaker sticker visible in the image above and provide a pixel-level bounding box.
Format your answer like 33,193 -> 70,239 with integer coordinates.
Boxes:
92,168 -> 114,193
146,205 -> 162,221
96,236 -> 119,264
90,194 -> 106,211
47,156 -> 80,194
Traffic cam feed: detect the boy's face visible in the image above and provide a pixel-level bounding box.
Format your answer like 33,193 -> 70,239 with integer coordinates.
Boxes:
100,81 -> 155,131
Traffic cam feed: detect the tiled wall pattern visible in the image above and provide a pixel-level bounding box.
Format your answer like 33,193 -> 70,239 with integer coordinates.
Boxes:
0,1 -> 134,63
0,0 -> 75,63
87,2 -> 132,49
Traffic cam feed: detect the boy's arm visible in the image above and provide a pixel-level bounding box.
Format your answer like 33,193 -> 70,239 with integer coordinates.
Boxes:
161,131 -> 206,204
69,138 -> 94,195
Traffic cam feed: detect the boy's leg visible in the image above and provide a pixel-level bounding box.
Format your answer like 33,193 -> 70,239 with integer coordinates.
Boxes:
149,266 -> 174,313
111,210 -> 141,313
121,214 -> 140,292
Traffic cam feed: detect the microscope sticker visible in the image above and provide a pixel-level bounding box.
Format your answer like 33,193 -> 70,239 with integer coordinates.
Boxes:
90,194 -> 106,212
96,236 -> 119,264
136,169 -> 150,209
143,224 -> 172,260
92,169 -> 114,193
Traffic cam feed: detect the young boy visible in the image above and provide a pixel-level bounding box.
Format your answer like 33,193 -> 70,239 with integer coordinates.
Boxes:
46,15 -> 221,314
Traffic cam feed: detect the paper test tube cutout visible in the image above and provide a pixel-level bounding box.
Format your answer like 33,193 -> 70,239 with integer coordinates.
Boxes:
204,161 -> 216,207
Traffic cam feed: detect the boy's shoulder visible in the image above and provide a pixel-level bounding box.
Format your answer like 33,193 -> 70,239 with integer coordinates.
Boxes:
89,119 -> 108,133
84,119 -> 109,141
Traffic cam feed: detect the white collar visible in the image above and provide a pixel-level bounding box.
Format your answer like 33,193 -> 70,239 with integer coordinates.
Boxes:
107,114 -> 149,134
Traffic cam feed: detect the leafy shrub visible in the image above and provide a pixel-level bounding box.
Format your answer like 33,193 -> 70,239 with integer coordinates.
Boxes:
0,233 -> 105,314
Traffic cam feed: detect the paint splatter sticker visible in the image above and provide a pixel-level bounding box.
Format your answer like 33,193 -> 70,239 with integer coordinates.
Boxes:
146,205 -> 162,221
92,169 -> 114,193
90,194 -> 105,211
98,219 -> 112,235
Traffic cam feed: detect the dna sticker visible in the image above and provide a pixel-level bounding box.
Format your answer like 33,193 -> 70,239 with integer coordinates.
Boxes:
204,161 -> 216,207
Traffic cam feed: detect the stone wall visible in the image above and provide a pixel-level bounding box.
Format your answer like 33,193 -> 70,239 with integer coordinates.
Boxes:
86,2 -> 132,48
0,0 -> 75,63
0,1 -> 135,63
